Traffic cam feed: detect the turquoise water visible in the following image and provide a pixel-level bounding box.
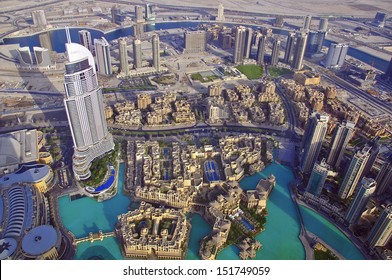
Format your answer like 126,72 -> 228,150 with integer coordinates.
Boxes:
185,214 -> 212,260
58,163 -> 130,259
217,163 -> 305,260
299,206 -> 365,260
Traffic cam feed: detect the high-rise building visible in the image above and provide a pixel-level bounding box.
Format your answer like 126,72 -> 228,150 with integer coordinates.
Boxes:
385,57 -> 392,81
323,43 -> 348,68
63,42 -> 114,180
319,17 -> 329,32
256,35 -> 266,65
78,30 -> 93,53
345,177 -> 376,225
300,112 -> 329,173
133,39 -> 142,69
305,31 -> 325,57
367,204 -> 392,247
111,5 -> 121,24
376,155 -> 392,196
118,37 -> 129,76
216,3 -> 225,21
184,30 -> 207,53
33,47 -> 51,67
275,15 -> 284,27
327,120 -> 355,169
243,28 -> 253,59
305,159 -> 329,196
233,26 -> 246,64
270,39 -> 280,66
17,47 -> 33,66
373,12 -> 388,28
284,31 -> 296,64
135,5 -> 144,23
303,15 -> 312,30
338,146 -> 371,200
94,37 -> 112,75
361,137 -> 380,178
291,32 -> 308,70
252,31 -> 262,47
39,32 -> 52,51
152,34 -> 160,71
145,3 -> 155,21
31,10 -> 47,27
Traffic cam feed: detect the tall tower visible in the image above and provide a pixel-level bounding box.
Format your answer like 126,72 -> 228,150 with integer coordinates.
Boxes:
133,39 -> 142,69
233,26 -> 246,64
135,5 -> 144,23
94,37 -> 112,75
63,43 -> 114,181
303,15 -> 312,30
376,155 -> 392,196
338,146 -> 371,200
305,31 -> 325,57
319,17 -> 329,32
305,159 -> 329,196
327,120 -> 355,169
17,47 -> 34,66
78,30 -> 93,53
345,177 -> 376,225
145,3 -> 155,21
256,35 -> 266,65
323,43 -> 349,68
300,112 -> 329,173
31,10 -> 47,28
152,34 -> 160,71
270,39 -> 280,66
367,204 -> 392,247
118,37 -> 129,76
217,3 -> 225,21
111,5 -> 121,24
284,31 -> 296,64
291,32 -> 308,70
361,137 -> 380,178
243,28 -> 253,59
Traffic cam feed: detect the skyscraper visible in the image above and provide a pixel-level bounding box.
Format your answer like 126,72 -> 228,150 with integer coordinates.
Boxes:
270,39 -> 280,66
385,57 -> 392,81
145,3 -> 155,21
305,31 -> 325,57
133,39 -> 142,69
323,43 -> 348,68
216,3 -> 225,21
305,159 -> 329,196
375,155 -> 392,196
118,37 -> 129,76
79,30 -> 93,53
94,37 -> 112,75
256,35 -> 266,65
345,177 -> 376,225
135,5 -> 144,23
361,137 -> 380,178
111,5 -> 121,24
291,32 -> 308,70
31,10 -> 47,27
152,34 -> 160,71
367,204 -> 392,247
327,120 -> 355,169
300,112 -> 329,173
338,146 -> 371,200
233,26 -> 246,64
39,32 -> 52,51
373,12 -> 388,28
63,42 -> 114,180
33,47 -> 52,67
243,28 -> 253,59
17,47 -> 33,66
319,17 -> 329,32
184,31 -> 207,53
252,31 -> 263,47
284,31 -> 296,64
303,15 -> 312,30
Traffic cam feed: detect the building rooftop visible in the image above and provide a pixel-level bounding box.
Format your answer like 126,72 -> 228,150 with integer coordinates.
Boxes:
0,238 -> 17,260
0,164 -> 51,188
21,225 -> 58,256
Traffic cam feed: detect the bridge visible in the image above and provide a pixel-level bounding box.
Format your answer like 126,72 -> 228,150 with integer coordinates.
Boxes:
73,230 -> 114,245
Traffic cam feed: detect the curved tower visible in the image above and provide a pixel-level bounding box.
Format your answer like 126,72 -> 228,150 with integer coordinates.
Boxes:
64,43 -> 114,181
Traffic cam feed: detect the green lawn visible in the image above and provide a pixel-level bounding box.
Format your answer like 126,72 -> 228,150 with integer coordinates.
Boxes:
268,66 -> 294,77
191,73 -> 218,83
236,64 -> 263,80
